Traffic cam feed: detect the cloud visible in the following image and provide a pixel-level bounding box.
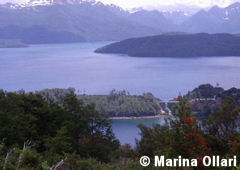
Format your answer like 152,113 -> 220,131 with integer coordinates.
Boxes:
100,0 -> 240,9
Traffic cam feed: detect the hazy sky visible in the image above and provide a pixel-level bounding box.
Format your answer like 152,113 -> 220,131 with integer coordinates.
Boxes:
1,0 -> 240,9
100,0 -> 240,8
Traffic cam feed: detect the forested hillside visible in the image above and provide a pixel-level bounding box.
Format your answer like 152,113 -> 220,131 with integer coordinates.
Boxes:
185,84 -> 240,118
95,33 -> 240,57
78,90 -> 163,117
37,88 -> 164,117
35,85 -> 240,119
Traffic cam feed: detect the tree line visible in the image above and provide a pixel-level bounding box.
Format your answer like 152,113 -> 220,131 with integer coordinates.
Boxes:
0,88 -> 240,169
37,88 -> 164,117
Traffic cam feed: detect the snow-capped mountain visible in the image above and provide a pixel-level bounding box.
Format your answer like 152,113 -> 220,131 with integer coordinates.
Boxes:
205,2 -> 240,22
0,0 -> 239,44
24,0 -> 52,6
0,0 -> 162,43
52,0 -> 97,5
6,0 -> 99,8
162,11 -> 191,25
222,2 -> 240,21
180,2 -> 240,33
4,0 -> 51,8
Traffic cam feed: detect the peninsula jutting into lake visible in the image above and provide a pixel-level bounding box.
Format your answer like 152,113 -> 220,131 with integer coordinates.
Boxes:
95,33 -> 240,57
0,39 -> 27,48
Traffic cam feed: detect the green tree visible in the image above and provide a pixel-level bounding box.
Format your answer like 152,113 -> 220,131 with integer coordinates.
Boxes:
62,94 -> 120,162
0,90 -> 120,168
203,97 -> 240,157
136,97 -> 210,164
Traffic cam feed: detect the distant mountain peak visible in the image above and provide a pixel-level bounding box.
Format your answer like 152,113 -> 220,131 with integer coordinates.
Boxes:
28,0 -> 52,6
228,1 -> 240,8
7,0 -> 98,8
224,2 -> 240,12
208,5 -> 221,12
52,0 -> 96,5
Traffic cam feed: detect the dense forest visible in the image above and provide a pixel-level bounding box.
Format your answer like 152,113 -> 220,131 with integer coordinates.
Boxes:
78,90 -> 164,117
0,39 -> 27,48
0,89 -> 240,169
95,33 -> 240,57
37,86 -> 240,119
0,90 -> 120,169
185,84 -> 240,118
37,88 -> 164,117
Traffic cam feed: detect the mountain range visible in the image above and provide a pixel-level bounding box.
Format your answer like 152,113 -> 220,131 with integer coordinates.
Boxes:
180,2 -> 240,33
0,0 -> 240,44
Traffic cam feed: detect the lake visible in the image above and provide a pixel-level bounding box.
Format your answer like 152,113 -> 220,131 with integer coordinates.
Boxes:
112,117 -> 166,146
1,42 -> 240,145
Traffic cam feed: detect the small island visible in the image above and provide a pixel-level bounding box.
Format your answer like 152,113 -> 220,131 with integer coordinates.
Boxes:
0,39 -> 28,48
95,33 -> 240,57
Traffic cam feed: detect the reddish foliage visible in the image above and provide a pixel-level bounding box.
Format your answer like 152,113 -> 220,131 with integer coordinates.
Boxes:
228,140 -> 238,153
85,136 -> 102,143
183,117 -> 196,124
85,138 -> 90,143
182,116 -> 211,163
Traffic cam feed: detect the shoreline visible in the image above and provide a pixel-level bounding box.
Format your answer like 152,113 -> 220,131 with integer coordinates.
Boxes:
109,114 -> 166,120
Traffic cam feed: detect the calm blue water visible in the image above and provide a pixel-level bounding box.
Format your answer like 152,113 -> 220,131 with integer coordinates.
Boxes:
112,118 -> 166,146
1,42 -> 240,145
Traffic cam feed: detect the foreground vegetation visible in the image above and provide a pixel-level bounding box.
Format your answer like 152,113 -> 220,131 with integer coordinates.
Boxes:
0,87 -> 240,169
136,96 -> 240,169
0,90 -> 119,169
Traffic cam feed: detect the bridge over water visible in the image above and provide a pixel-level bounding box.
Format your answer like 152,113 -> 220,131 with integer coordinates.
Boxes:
159,101 -> 179,104
159,100 -> 179,115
